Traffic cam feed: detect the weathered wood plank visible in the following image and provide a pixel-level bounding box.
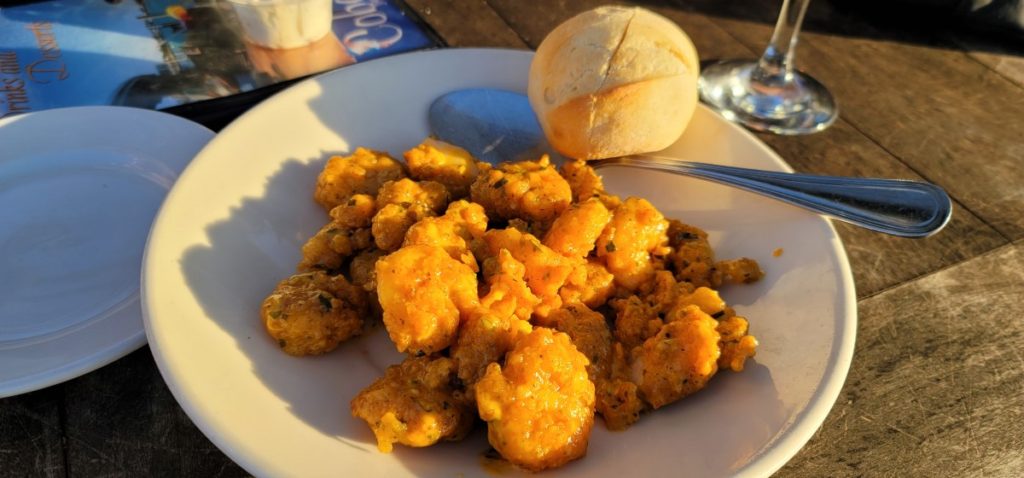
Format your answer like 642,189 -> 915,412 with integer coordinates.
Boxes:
779,242 -> 1024,477
0,388 -> 65,478
755,121 -> 1007,298
487,0 -> 745,56
62,348 -> 246,478
402,0 -> 526,48
953,32 -> 1024,89
485,0 -> 1008,296
678,0 -> 1024,240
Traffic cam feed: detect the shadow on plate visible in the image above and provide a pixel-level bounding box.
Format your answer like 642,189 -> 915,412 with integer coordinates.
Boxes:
177,153 -> 519,476
177,154 -> 392,442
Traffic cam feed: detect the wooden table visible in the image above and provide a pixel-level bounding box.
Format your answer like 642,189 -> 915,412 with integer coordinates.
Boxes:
3,1 -> 1023,476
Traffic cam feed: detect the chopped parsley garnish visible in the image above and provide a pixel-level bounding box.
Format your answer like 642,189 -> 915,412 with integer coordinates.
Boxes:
318,294 -> 333,312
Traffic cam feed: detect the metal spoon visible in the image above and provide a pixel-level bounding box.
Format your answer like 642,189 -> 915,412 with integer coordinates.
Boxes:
428,89 -> 952,238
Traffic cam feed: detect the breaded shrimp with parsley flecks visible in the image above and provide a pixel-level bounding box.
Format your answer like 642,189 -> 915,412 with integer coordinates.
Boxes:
260,271 -> 368,356
475,328 -> 595,472
351,356 -> 474,453
314,147 -> 405,211
374,244 -> 479,354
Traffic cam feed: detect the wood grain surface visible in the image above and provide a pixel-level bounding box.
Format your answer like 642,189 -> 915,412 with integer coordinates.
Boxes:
780,242 -> 1024,476
680,0 -> 1024,240
2,0 -> 1021,476
0,388 -> 63,478
62,350 -> 242,477
403,0 -> 525,48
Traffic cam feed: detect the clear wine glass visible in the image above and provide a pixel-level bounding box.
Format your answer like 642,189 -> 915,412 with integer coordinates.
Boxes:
698,0 -> 837,135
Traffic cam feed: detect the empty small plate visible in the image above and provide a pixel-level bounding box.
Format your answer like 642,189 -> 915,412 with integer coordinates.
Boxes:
0,106 -> 213,397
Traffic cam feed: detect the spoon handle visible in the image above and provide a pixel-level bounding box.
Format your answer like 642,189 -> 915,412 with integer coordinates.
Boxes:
592,155 -> 953,238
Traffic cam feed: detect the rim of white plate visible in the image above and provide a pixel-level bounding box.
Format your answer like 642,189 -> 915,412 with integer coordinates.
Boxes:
0,106 -> 213,398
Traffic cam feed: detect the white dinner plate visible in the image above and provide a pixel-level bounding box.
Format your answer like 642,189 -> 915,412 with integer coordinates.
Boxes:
143,49 -> 856,477
0,106 -> 214,397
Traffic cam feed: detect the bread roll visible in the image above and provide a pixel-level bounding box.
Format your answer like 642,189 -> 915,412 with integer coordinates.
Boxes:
528,6 -> 700,160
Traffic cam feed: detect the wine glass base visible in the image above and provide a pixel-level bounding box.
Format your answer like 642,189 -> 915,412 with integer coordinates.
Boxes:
698,60 -> 838,135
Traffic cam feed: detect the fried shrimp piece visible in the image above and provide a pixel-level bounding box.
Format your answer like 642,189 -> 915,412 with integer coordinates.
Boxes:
716,314 -> 758,372
479,249 -> 540,321
297,194 -> 380,272
349,249 -> 386,291
481,228 -> 574,318
261,271 -> 368,356
371,179 -> 449,251
469,155 -> 572,223
641,271 -> 724,315
559,160 -> 602,203
641,270 -> 694,311
666,219 -> 718,287
376,178 -> 450,211
632,305 -> 721,409
403,200 -> 487,271
596,379 -> 644,431
476,328 -> 595,472
676,287 -> 726,317
351,356 -> 475,453
667,219 -> 764,287
558,160 -> 622,209
461,250 -> 538,387
315,148 -> 406,211
596,197 -> 670,292
611,272 -> 729,352
404,138 -> 490,199
375,245 -> 479,354
716,258 -> 765,285
348,248 -> 386,320
596,343 -> 645,430
372,204 -> 425,252
450,310 -> 532,392
609,295 -> 663,350
543,198 -> 612,259
328,194 -> 377,228
559,259 -> 616,309
297,223 -> 374,271
619,268 -> 757,378
507,218 -> 553,239
548,304 -> 612,382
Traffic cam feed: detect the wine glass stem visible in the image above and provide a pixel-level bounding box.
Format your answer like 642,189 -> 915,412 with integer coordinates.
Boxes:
752,0 -> 812,88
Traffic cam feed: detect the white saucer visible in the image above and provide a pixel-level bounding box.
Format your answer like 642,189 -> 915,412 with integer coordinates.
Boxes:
0,106 -> 213,397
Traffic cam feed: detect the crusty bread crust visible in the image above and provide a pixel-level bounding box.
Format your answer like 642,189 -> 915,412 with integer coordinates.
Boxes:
544,94 -> 595,160
528,6 -> 700,160
589,75 -> 695,159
